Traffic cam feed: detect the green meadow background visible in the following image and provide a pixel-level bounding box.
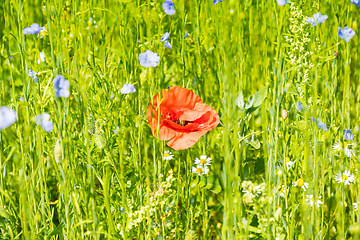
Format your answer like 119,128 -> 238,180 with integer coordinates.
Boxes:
1,0 -> 360,239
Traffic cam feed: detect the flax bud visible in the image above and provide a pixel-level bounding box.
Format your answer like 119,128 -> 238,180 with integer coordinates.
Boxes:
282,109 -> 288,120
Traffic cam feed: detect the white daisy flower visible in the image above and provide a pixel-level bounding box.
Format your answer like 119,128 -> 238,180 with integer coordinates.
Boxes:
345,147 -> 356,158
335,170 -> 355,185
353,202 -> 359,211
293,178 -> 309,191
162,150 -> 174,161
192,164 -> 209,176
305,195 -> 323,207
194,155 -> 212,166
279,185 -> 287,198
285,157 -> 296,170
333,140 -> 355,158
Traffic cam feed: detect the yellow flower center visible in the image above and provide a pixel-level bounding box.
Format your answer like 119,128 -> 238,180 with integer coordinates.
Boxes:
196,168 -> 203,174
200,158 -> 207,164
296,178 -> 304,187
164,153 -> 170,158
279,187 -> 284,193
342,174 -> 348,180
339,142 -> 347,149
285,157 -> 290,163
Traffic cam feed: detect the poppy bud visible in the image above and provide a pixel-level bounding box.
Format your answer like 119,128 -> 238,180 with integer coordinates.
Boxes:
282,109 -> 288,120
333,52 -> 340,57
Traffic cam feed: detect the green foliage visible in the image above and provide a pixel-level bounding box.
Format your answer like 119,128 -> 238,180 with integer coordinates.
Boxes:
0,0 -> 360,239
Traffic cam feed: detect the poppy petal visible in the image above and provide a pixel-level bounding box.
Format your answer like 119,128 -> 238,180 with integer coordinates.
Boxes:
158,125 -> 177,140
161,87 -> 202,111
147,107 -> 177,140
167,130 -> 208,150
178,103 -> 211,121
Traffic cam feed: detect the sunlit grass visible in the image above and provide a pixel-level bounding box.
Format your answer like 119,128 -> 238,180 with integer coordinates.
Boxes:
0,0 -> 360,239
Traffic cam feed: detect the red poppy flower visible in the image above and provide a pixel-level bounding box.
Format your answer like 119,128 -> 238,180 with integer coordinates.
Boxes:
147,87 -> 220,150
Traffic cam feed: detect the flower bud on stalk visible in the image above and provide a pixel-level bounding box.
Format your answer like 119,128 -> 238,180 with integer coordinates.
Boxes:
282,109 -> 288,120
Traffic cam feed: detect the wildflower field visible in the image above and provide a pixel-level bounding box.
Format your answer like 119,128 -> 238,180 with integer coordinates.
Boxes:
1,0 -> 360,239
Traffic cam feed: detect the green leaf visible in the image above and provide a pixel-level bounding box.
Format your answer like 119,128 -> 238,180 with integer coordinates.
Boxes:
252,88 -> 267,108
249,135 -> 261,149
235,91 -> 245,109
14,79 -> 22,87
285,85 -> 298,95
245,95 -> 254,109
190,179 -> 199,188
47,223 -> 64,238
210,178 -> 222,194
205,175 -> 215,189
0,207 -> 9,218
198,178 -> 206,188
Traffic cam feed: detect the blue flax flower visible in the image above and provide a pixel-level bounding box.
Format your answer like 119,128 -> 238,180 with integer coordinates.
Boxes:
213,0 -> 223,4
138,50 -> 160,67
160,33 -> 172,49
316,119 -> 328,131
160,32 -> 169,42
343,129 -> 354,141
162,0 -> 175,15
53,75 -> 70,98
23,23 -> 45,35
311,117 -> 328,131
35,113 -> 54,132
0,107 -> 17,130
350,0 -> 360,7
306,13 -> 328,26
121,83 -> 136,94
164,41 -> 172,49
184,31 -> 189,38
28,69 -> 38,83
277,0 -> 289,6
338,27 -> 355,42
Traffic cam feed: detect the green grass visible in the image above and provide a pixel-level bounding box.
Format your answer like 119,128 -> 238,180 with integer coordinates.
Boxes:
1,0 -> 360,239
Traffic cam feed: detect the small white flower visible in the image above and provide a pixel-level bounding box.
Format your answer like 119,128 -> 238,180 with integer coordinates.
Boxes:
353,202 -> 359,211
162,150 -> 174,161
253,184 -> 264,197
194,155 -> 212,166
36,52 -> 46,64
335,170 -> 355,185
333,140 -> 355,158
305,195 -> 323,207
284,157 -> 296,170
192,164 -> 209,176
293,178 -> 309,191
